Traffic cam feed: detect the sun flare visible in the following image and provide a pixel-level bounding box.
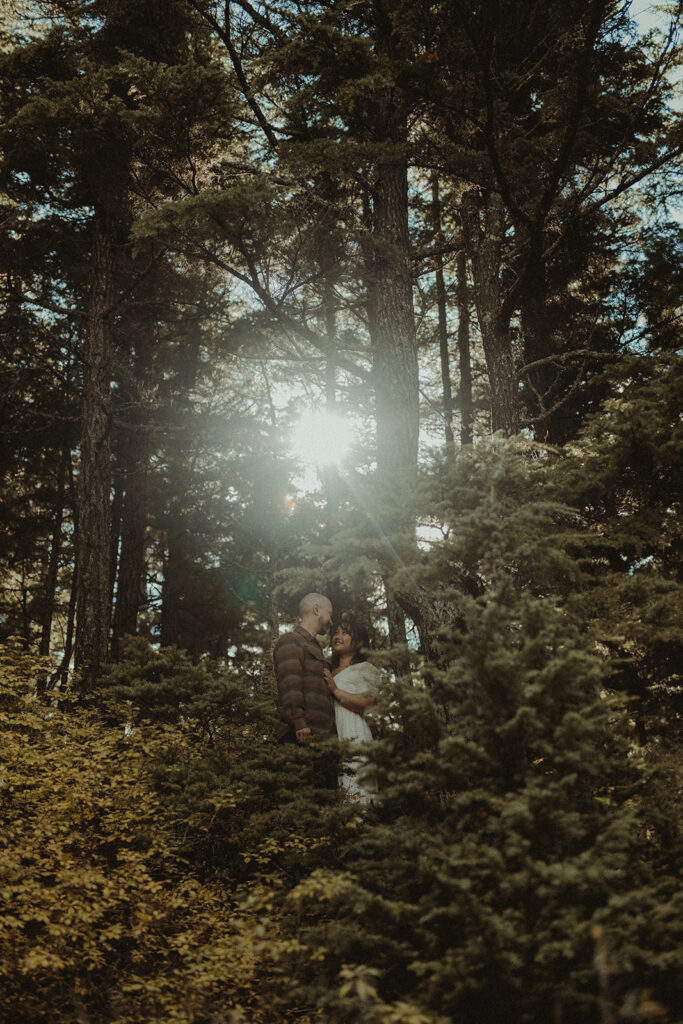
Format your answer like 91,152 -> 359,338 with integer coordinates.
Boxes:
289,409 -> 355,468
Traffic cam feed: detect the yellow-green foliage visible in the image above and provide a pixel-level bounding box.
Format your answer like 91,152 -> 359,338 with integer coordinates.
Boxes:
0,640 -> 291,1024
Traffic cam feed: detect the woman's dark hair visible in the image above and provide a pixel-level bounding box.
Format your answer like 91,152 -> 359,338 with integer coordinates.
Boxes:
329,616 -> 370,669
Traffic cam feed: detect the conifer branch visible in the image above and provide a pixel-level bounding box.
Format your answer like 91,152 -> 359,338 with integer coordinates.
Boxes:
190,240 -> 371,382
20,294 -> 84,319
231,0 -> 287,44
473,16 -> 532,232
588,145 -> 683,212
186,0 -> 280,152
517,349 -> 623,378
544,19 -> 682,231
412,240 -> 461,264
522,356 -> 591,428
537,0 -> 604,221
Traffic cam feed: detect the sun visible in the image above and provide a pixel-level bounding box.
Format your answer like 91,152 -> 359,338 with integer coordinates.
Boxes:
289,408 -> 355,469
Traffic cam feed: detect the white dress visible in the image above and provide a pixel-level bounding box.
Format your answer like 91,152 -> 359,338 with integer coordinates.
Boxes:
334,662 -> 381,803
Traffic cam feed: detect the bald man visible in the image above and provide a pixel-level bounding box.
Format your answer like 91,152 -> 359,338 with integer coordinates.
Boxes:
273,593 -> 336,743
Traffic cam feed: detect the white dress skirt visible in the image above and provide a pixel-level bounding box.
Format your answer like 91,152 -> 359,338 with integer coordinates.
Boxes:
334,662 -> 381,803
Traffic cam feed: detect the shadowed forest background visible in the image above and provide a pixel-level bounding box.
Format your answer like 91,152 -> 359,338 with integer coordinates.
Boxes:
0,1 -> 681,1022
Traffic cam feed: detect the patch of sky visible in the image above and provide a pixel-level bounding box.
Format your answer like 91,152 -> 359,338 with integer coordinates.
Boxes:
30,198 -> 93,224
633,3 -> 679,39
633,3 -> 682,110
416,522 -> 447,551
630,554 -> 655,573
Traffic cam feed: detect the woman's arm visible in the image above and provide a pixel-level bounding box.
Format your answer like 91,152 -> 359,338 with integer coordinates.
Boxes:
324,667 -> 373,716
332,686 -> 373,716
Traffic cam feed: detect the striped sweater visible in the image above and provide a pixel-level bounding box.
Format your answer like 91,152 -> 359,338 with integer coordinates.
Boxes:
273,625 -> 336,737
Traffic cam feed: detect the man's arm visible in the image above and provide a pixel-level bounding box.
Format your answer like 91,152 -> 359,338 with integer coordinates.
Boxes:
273,636 -> 310,738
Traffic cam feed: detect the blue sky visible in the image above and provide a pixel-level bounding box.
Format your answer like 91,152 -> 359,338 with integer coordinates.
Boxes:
633,2 -> 679,34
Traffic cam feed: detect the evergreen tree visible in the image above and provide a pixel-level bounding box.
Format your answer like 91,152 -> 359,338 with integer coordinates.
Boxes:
0,0 -> 246,673
422,0 -> 682,439
558,354 -> 683,750
283,437 -> 682,1024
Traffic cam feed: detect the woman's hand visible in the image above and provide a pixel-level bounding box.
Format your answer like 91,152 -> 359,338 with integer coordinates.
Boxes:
323,666 -> 336,695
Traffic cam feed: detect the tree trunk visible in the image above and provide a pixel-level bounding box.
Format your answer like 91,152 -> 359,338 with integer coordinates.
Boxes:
160,531 -> 180,649
461,188 -> 519,436
372,159 -> 420,484
20,560 -> 30,647
39,448 -> 67,659
519,241 -> 567,442
371,3 -> 419,489
456,249 -> 474,446
160,322 -> 200,649
48,450 -> 78,689
362,190 -> 409,650
109,460 -> 123,614
111,449 -> 148,656
431,177 -> 454,446
321,267 -> 342,515
267,571 -> 279,643
368,4 -> 420,650
74,210 -> 115,690
111,311 -> 155,657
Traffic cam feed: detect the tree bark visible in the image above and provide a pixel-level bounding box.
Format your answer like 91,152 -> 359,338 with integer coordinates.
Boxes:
371,2 -> 419,489
456,249 -> 474,446
39,447 -> 67,659
109,460 -> 123,615
362,189 -> 409,650
160,324 -> 201,649
368,3 -> 420,649
160,525 -> 185,649
111,447 -> 148,656
519,238 -> 567,442
431,177 -> 454,446
74,210 -> 115,690
111,310 -> 155,657
48,451 -> 78,690
372,160 -> 420,484
461,188 -> 520,436
321,264 -> 342,515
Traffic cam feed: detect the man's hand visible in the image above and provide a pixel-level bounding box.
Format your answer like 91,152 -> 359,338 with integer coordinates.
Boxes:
296,726 -> 311,741
323,667 -> 336,694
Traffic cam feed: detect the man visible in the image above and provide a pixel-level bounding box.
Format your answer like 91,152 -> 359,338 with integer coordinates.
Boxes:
273,592 -> 336,743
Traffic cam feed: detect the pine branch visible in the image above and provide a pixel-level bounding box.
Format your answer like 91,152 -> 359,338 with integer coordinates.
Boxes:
230,0 -> 287,44
517,348 -> 624,378
186,0 -> 280,152
537,0 -> 604,222
187,239 -> 371,382
589,145 -> 683,212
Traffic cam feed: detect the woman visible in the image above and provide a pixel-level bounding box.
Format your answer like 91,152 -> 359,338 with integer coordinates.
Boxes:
324,618 -> 381,803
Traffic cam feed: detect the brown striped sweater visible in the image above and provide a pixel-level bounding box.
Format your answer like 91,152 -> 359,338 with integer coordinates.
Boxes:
273,625 -> 336,738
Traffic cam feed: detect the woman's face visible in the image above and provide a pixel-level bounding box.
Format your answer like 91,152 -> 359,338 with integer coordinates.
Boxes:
331,624 -> 360,657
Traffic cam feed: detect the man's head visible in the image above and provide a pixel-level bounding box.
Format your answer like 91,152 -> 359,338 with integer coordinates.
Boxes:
298,592 -> 333,634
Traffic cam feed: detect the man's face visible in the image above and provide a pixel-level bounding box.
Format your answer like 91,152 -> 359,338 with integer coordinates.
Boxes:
317,600 -> 333,632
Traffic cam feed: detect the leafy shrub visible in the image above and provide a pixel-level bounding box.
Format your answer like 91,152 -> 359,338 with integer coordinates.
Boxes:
0,639 -> 316,1023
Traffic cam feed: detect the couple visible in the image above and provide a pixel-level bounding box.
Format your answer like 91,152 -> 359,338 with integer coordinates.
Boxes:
273,592 -> 380,803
